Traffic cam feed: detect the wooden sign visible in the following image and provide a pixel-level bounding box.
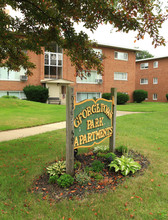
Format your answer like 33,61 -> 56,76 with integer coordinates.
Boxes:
66,86 -> 117,175
74,98 -> 113,149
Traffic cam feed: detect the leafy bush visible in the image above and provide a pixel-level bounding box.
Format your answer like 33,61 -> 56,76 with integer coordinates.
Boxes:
102,93 -> 111,100
84,166 -> 92,174
47,161 -> 66,176
115,145 -> 128,154
93,145 -> 109,153
48,175 -> 59,184
166,94 -> 168,101
75,172 -> 90,186
108,155 -> 141,176
89,172 -> 104,181
57,174 -> 74,188
97,152 -> 116,161
2,95 -> 19,99
104,152 -> 116,160
74,161 -> 81,169
133,90 -> 148,103
23,85 -> 49,103
91,160 -> 104,172
117,92 -> 129,105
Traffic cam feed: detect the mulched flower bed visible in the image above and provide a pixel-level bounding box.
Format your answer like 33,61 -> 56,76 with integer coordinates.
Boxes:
32,150 -> 150,202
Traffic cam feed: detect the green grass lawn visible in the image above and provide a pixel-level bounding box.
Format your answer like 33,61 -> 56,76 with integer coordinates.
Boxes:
117,102 -> 168,112
0,98 -> 66,131
0,102 -> 168,219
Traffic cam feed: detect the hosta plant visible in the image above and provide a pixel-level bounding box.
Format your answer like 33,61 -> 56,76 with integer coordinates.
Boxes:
47,161 -> 66,176
108,155 -> 141,176
93,145 -> 109,153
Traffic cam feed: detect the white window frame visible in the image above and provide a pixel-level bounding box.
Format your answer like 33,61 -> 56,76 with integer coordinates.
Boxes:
44,44 -> 63,79
153,77 -> 158,84
153,61 -> 158,68
140,63 -> 149,69
140,78 -> 148,85
114,72 -> 127,81
0,67 -> 26,81
76,92 -> 101,102
114,51 -> 128,61
153,94 -> 157,100
0,91 -> 26,99
76,70 -> 102,84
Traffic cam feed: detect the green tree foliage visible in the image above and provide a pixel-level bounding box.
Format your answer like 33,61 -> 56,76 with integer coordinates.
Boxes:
0,0 -> 166,76
136,50 -> 154,60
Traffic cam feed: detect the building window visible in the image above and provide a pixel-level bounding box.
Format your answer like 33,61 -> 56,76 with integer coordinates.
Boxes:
140,78 -> 148,84
0,67 -> 26,81
44,43 -> 63,79
153,94 -> 157,100
153,77 -> 158,84
76,92 -> 101,102
140,63 -> 148,69
0,91 -> 26,99
153,61 -> 158,68
76,70 -> 102,84
114,51 -> 128,61
114,72 -> 127,81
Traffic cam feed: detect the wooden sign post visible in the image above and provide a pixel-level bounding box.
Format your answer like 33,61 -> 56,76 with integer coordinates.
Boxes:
66,86 -> 74,176
109,88 -> 117,152
66,87 -> 117,175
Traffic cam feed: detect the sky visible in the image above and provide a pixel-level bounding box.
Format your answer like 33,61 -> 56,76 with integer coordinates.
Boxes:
6,2 -> 168,57
75,20 -> 168,57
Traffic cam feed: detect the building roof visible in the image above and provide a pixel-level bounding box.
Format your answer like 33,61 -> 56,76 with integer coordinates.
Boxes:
136,55 -> 168,62
41,79 -> 74,84
97,43 -> 141,52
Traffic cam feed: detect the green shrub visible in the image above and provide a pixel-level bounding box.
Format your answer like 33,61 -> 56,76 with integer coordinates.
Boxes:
96,152 -> 106,157
102,93 -> 111,100
104,152 -> 116,160
133,90 -> 148,103
23,85 -> 49,103
96,152 -> 116,160
91,160 -> 104,172
93,145 -> 109,153
117,92 -> 129,105
115,145 -> 128,154
108,155 -> 141,176
48,175 -> 59,184
166,94 -> 168,101
47,161 -> 66,176
75,172 -> 90,186
74,161 -> 81,169
89,172 -> 104,181
2,95 -> 18,99
57,174 -> 74,188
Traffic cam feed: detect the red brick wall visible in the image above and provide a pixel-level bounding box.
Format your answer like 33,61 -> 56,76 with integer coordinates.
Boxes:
1,46 -> 136,103
0,51 -> 43,92
136,58 -> 168,102
63,46 -> 136,102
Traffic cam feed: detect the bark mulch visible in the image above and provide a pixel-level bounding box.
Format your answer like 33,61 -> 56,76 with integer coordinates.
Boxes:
31,150 -> 150,202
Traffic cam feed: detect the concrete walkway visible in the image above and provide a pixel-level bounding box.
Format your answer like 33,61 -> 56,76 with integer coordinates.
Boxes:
0,111 -> 142,142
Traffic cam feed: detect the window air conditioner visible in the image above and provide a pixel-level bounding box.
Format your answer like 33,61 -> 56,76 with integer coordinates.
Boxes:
20,75 -> 28,81
96,79 -> 103,84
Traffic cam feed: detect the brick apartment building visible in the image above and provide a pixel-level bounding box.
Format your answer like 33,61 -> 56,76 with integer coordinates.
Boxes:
0,43 -> 138,104
136,56 -> 168,102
